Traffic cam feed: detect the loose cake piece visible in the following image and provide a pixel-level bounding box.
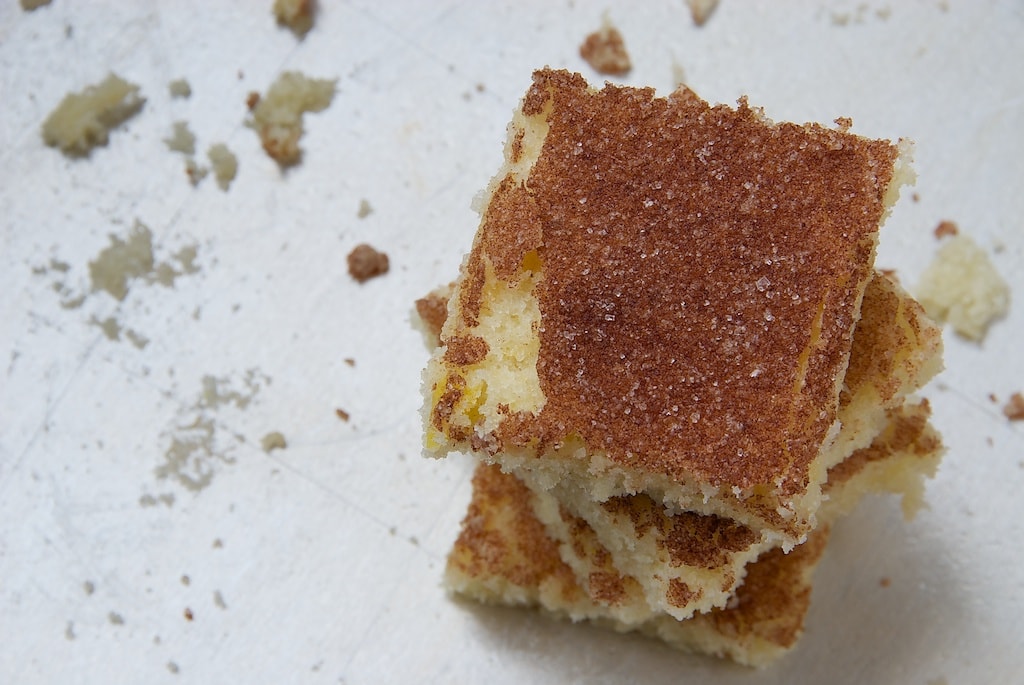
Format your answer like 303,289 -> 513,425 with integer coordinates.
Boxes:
446,461 -> 831,668
446,398 -> 941,666
423,69 -> 914,543
273,0 -> 315,37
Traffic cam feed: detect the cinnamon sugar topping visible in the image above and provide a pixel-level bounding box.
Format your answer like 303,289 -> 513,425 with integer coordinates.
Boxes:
487,69 -> 899,493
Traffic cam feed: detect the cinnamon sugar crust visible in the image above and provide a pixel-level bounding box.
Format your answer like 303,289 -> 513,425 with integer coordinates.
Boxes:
516,69 -> 897,495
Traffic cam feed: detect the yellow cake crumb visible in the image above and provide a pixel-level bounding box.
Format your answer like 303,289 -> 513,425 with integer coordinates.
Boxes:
273,0 -> 315,37
207,144 -> 238,191
260,431 -> 288,453
248,71 -> 336,166
687,0 -> 720,26
915,234 -> 1010,340
42,73 -> 145,156
168,79 -> 192,99
164,121 -> 196,155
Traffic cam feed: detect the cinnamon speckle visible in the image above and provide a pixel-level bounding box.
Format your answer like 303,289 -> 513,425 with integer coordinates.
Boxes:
934,220 -> 958,239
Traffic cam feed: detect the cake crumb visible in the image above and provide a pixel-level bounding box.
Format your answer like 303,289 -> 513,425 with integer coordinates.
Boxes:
89,221 -> 155,301
248,71 -> 336,166
83,580 -> 95,595
213,590 -> 227,609
335,408 -> 350,422
878,577 -> 891,587
261,431 -> 288,452
213,538 -> 224,548
357,199 -> 374,218
167,662 -> 180,675
687,0 -> 720,26
164,121 -> 196,155
273,0 -> 315,37
180,574 -> 190,586
246,91 -> 261,110
1003,392 -> 1024,421
207,143 -> 238,191
344,358 -> 355,367
64,621 -> 75,640
108,612 -> 125,625
169,79 -> 192,99
915,234 -> 1010,340
347,243 -> 390,283
933,220 -> 958,239
21,0 -> 52,11
42,73 -> 145,156
580,15 -> 631,76
183,607 -> 194,621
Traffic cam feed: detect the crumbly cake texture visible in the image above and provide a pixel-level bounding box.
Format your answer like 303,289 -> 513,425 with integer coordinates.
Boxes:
424,69 -> 914,541
446,462 -> 832,668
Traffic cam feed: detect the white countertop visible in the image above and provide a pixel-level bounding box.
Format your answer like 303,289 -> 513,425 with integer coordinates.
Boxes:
1,1 -> 1022,683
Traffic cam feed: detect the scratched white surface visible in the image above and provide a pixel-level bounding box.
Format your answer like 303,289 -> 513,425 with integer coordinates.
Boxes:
1,1 -> 1022,683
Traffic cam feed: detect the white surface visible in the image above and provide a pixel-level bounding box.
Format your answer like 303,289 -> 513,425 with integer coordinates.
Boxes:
1,1 -> 1023,683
